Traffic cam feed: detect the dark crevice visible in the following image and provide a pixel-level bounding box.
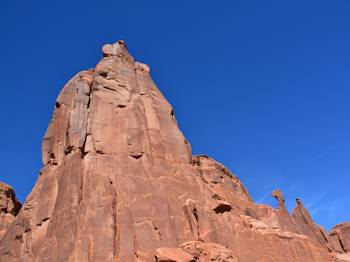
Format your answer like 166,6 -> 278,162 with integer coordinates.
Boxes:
193,208 -> 199,223
86,97 -> 91,109
213,203 -> 232,214
79,134 -> 88,159
42,217 -> 50,222
191,158 -> 201,166
96,150 -> 106,155
55,102 -> 61,109
15,235 -> 22,241
111,193 -> 118,257
65,146 -> 74,155
170,109 -> 175,118
81,150 -> 89,159
79,80 -> 92,160
318,228 -> 328,243
102,85 -> 119,92
65,113 -> 71,155
118,84 -> 128,92
129,152 -> 143,159
78,167 -> 84,206
153,224 -> 161,240
48,153 -> 58,165
36,217 -> 51,227
99,72 -> 108,77
338,236 -> 346,253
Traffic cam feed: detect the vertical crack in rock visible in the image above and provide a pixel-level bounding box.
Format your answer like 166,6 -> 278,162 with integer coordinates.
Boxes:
329,222 -> 350,254
183,199 -> 200,240
153,224 -> 161,241
111,184 -> 118,259
339,237 -> 346,253
193,208 -> 199,223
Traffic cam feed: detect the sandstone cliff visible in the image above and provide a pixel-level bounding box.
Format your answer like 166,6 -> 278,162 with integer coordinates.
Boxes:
0,40 -> 349,262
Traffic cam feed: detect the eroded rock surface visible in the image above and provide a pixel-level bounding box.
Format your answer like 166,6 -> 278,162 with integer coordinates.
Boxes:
330,223 -> 350,254
181,241 -> 238,262
0,40 -> 349,261
0,182 -> 21,240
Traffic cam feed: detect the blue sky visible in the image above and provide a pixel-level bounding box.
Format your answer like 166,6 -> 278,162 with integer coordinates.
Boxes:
1,1 -> 349,230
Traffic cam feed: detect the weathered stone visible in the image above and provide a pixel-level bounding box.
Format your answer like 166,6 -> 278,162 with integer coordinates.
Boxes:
0,40 -> 348,261
0,182 -> 21,240
292,198 -> 334,251
155,247 -> 195,262
181,241 -> 238,262
330,223 -> 350,254
272,189 -> 299,233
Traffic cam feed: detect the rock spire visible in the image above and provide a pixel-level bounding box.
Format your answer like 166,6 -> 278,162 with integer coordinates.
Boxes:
0,40 -> 349,262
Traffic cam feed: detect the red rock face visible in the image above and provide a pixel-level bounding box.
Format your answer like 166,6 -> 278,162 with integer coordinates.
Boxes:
0,40 -> 349,261
0,182 -> 21,240
330,223 -> 350,254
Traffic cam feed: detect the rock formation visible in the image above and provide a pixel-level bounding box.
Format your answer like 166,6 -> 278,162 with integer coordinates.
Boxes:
0,40 -> 349,261
0,182 -> 21,240
330,223 -> 350,255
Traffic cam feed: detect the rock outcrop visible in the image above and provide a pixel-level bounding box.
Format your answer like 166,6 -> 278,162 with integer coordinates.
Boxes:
330,223 -> 350,254
0,40 -> 349,261
0,182 -> 21,240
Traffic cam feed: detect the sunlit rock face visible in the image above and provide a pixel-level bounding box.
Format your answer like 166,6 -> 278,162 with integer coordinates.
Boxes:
330,223 -> 350,252
0,40 -> 348,261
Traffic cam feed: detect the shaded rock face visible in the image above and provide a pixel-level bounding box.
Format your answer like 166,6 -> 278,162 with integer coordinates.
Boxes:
0,40 -> 348,261
0,182 -> 21,240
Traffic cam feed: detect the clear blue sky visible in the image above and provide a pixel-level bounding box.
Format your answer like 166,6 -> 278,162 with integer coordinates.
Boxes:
1,1 -> 349,230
